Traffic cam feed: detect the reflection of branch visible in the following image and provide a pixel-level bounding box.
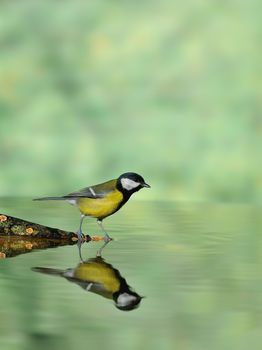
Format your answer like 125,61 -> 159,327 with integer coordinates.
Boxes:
0,213 -> 91,258
0,236 -> 77,258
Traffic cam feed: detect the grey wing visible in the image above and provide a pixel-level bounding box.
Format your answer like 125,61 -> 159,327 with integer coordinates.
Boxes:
63,271 -> 105,292
64,187 -> 104,199
63,180 -> 116,199
67,278 -> 105,292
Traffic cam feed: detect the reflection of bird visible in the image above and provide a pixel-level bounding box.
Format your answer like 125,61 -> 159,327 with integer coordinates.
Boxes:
34,172 -> 150,253
32,256 -> 143,311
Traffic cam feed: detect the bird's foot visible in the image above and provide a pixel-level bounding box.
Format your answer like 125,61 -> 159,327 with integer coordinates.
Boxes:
103,234 -> 113,243
96,234 -> 113,257
76,230 -> 86,242
75,230 -> 85,261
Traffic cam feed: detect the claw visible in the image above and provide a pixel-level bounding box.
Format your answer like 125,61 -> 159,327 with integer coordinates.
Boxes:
103,234 -> 113,243
96,234 -> 113,257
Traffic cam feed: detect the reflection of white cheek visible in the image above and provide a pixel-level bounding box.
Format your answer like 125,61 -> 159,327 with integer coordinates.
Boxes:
121,178 -> 140,190
117,293 -> 137,307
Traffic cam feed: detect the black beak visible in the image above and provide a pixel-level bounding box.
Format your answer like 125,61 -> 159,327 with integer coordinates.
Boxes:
142,182 -> 151,188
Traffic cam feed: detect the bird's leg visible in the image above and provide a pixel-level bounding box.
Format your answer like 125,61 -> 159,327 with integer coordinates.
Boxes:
96,220 -> 113,256
77,214 -> 86,240
77,214 -> 85,261
97,219 -> 112,241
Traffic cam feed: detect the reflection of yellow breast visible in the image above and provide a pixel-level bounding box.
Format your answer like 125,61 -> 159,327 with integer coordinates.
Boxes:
76,190 -> 123,218
74,262 -> 120,295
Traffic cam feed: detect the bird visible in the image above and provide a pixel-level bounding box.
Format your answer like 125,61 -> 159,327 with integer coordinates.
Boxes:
34,172 -> 150,254
32,255 -> 143,311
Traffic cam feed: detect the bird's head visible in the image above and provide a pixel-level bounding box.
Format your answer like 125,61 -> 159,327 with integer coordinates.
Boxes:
113,291 -> 143,311
117,172 -> 150,194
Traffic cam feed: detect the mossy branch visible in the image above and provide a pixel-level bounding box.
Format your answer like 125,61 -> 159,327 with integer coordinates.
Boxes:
0,213 -> 91,258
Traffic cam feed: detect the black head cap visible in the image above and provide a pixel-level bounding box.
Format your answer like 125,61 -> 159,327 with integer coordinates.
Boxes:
113,291 -> 143,311
117,172 -> 150,192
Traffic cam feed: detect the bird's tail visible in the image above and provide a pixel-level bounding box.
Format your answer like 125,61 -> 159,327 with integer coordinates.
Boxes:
32,267 -> 65,276
33,196 -> 65,201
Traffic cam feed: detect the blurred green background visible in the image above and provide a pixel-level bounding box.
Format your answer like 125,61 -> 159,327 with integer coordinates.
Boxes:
0,1 -> 260,202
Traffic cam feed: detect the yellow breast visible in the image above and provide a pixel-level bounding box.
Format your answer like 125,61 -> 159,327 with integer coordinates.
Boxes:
74,262 -> 120,296
76,189 -> 123,219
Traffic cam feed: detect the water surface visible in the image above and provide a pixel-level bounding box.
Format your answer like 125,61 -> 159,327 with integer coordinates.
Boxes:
0,198 -> 261,350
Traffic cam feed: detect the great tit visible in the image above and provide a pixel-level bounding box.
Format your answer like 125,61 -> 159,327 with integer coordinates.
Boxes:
34,172 -> 150,253
32,256 -> 143,311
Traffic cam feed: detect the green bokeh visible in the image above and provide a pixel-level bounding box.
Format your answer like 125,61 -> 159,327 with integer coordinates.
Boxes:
0,1 -> 260,201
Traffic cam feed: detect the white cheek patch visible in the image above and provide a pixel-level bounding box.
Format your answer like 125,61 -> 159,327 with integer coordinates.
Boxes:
121,178 -> 140,191
116,293 -> 137,307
